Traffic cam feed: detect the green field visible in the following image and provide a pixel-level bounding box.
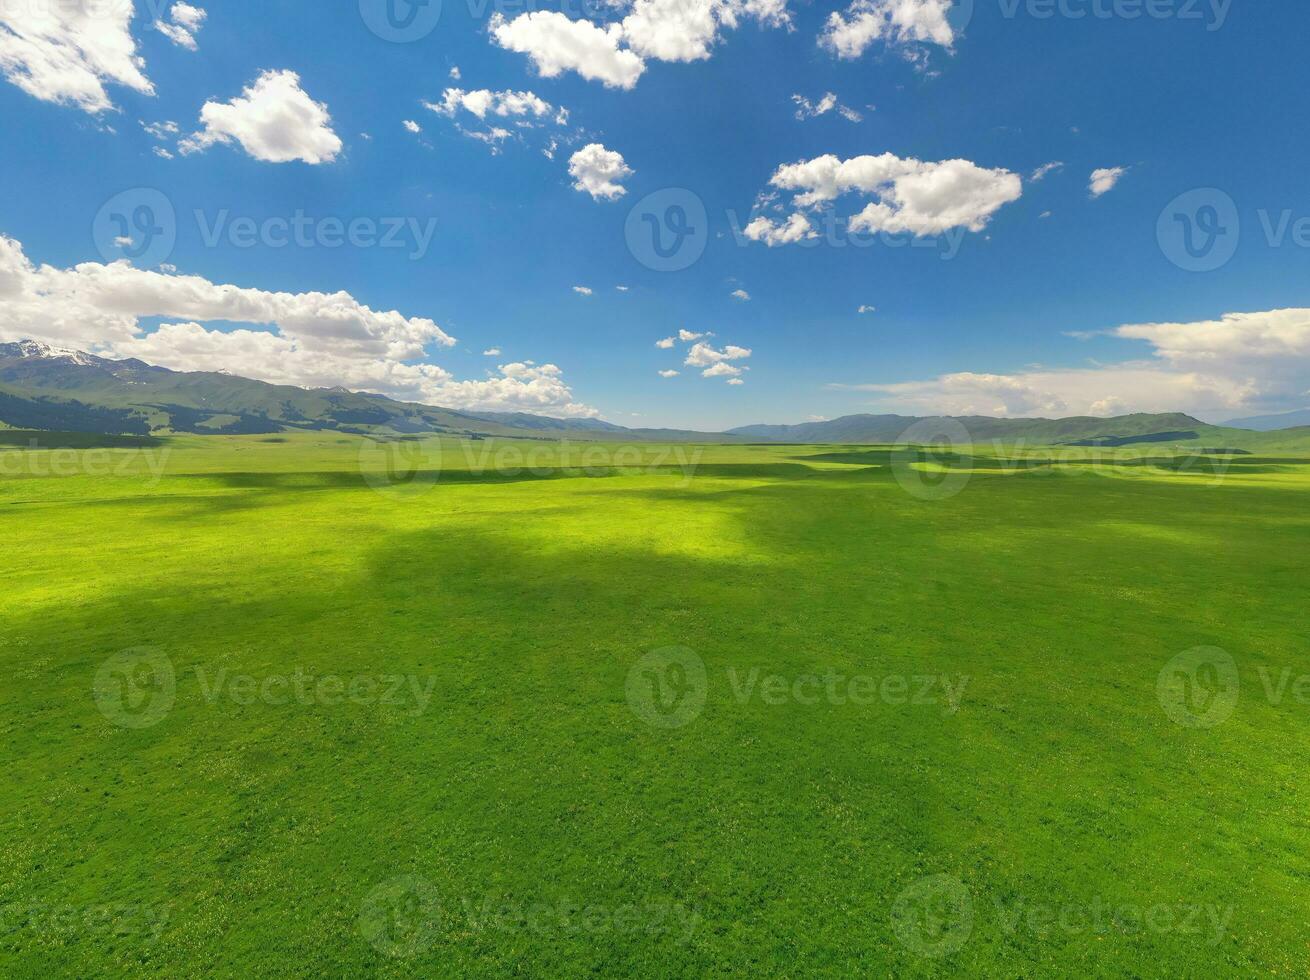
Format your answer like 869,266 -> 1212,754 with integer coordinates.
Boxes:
2,432 -> 1308,975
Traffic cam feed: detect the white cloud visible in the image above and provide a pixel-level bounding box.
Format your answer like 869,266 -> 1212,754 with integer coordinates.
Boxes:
858,304 -> 876,314
1039,210 -> 1052,219
491,0 -> 790,90
615,285 -> 630,291
686,341 -> 751,368
0,233 -> 598,417
658,369 -> 679,377
726,377 -> 744,385
621,0 -> 790,63
0,0 -> 154,112
142,119 -> 179,140
403,119 -> 421,133
156,3 -> 207,51
153,146 -> 174,159
424,86 -> 568,151
678,329 -> 704,341
1090,166 -> 1127,197
744,212 -> 817,246
483,347 -> 501,356
702,361 -> 744,377
490,12 -> 645,89
656,336 -> 676,348
449,66 -> 461,79
180,70 -> 342,165
762,152 -> 1021,238
836,307 -> 1310,419
731,288 -> 750,301
573,285 -> 593,295
792,92 -> 861,122
568,143 -> 633,200
426,87 -> 559,121
820,0 -> 956,61
1030,160 -> 1063,181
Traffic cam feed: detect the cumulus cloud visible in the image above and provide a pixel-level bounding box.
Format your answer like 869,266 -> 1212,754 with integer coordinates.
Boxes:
156,3 -> 206,51
702,361 -> 744,378
743,212 -> 817,247
820,0 -> 956,61
0,233 -> 598,418
180,70 -> 342,165
0,0 -> 154,112
432,361 -> 599,417
731,289 -> 750,301
403,119 -> 421,133
685,341 -> 751,369
858,304 -> 876,314
568,143 -> 633,200
426,87 -> 561,122
726,377 -> 744,385
678,329 -> 704,341
483,347 -> 501,356
490,0 -> 790,90
835,307 -> 1310,419
754,152 -> 1021,241
491,12 -> 644,89
572,285 -> 593,295
658,369 -> 679,377
1090,166 -> 1127,197
656,336 -> 676,348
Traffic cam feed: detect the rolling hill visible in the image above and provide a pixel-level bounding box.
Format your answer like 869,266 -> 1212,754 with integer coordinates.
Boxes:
5,341 -> 1310,451
0,341 -> 736,442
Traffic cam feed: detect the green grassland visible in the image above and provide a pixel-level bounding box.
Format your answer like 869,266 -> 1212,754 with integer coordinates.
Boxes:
2,432 -> 1309,976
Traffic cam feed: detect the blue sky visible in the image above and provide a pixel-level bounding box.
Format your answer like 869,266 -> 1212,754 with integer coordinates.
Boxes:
1,0 -> 1306,428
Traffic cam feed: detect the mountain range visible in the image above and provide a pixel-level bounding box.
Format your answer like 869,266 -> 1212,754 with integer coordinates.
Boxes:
3,340 -> 1310,450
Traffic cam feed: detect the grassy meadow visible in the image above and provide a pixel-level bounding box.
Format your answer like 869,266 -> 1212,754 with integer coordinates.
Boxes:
2,431 -> 1308,975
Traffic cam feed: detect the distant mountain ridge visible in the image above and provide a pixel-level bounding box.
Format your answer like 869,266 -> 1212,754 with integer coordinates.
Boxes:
1223,408 -> 1310,431
0,342 -> 738,442
728,412 -> 1214,445
0,341 -> 1300,450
